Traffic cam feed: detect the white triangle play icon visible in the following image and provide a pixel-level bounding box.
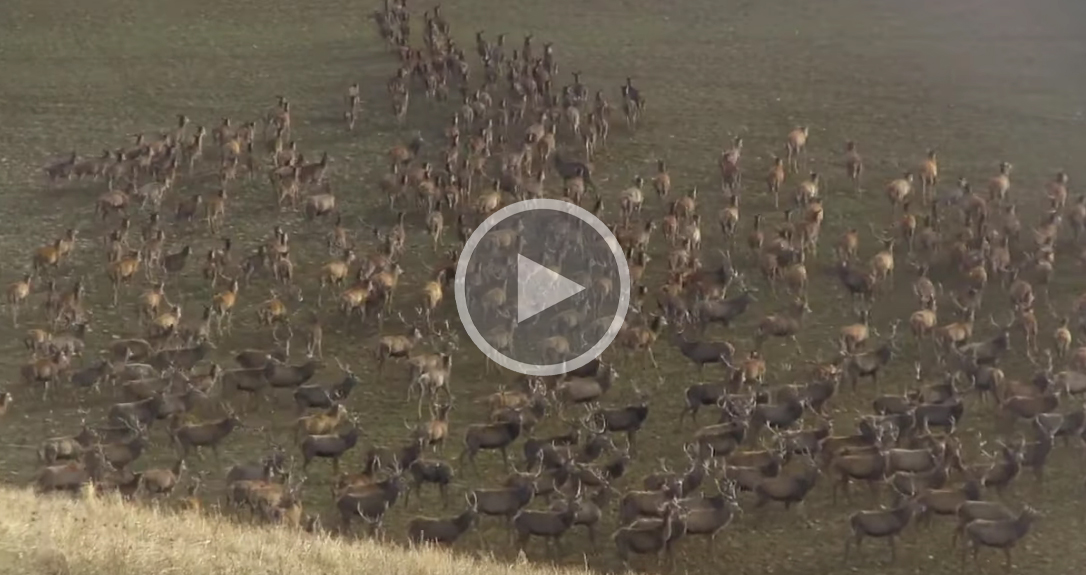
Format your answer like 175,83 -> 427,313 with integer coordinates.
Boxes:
517,254 -> 586,323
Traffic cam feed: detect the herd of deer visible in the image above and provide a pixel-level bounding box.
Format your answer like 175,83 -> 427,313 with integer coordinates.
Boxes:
5,0 -> 1086,571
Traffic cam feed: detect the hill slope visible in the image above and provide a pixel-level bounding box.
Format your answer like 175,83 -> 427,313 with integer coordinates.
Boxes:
0,488 -> 590,575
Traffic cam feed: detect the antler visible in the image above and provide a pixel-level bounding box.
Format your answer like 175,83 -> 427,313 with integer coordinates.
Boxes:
989,311 -> 1015,330
657,457 -> 672,474
122,417 -> 146,436
581,410 -> 606,435
867,223 -> 890,243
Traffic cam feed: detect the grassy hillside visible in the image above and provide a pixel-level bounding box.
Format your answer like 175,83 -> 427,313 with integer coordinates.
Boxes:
0,487 -> 585,575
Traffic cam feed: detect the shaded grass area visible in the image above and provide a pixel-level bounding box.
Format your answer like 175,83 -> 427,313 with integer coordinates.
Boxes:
2,0 -> 1086,574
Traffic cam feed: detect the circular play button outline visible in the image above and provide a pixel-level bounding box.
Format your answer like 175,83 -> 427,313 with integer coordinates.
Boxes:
454,198 -> 631,376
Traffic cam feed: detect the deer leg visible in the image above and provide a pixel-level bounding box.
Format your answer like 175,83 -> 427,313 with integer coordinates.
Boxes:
677,406 -> 690,429
950,525 -> 962,550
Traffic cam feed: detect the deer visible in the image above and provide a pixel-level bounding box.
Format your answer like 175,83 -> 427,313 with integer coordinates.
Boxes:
844,496 -> 923,563
910,297 -> 938,353
693,415 -> 749,460
38,425 -> 98,465
140,458 -> 186,497
951,499 -> 1014,547
377,324 -> 424,376
754,297 -> 812,352
693,289 -> 758,333
885,172 -> 914,213
617,314 -> 667,369
678,380 -> 730,426
784,126 -> 809,172
839,308 -> 873,353
335,471 -> 406,536
300,425 -> 361,474
263,357 -> 321,389
459,412 -> 523,473
107,394 -> 165,430
172,407 -> 242,459
225,450 -> 288,485
766,157 -> 786,207
294,404 -> 348,442
987,161 -> 1013,204
406,493 -> 478,546
395,429 -> 456,492
912,478 -> 983,527
612,499 -> 685,570
547,486 -> 614,548
1020,420 -> 1057,484
290,360 -> 357,412
722,441 -> 785,492
469,477 -> 537,527
957,313 -> 1015,366
933,308 -> 977,363
976,440 -> 1025,497
411,353 -> 454,417
522,424 -> 580,471
917,149 -> 938,204
592,398 -> 651,454
36,449 -> 111,493
840,322 -> 900,392
753,455 -> 821,512
831,439 -> 890,505
961,506 -> 1039,571
21,350 -> 72,401
365,435 -> 426,476
98,436 -> 143,488
868,226 -> 897,287
512,485 -> 582,557
674,480 -> 741,553
554,365 -> 619,410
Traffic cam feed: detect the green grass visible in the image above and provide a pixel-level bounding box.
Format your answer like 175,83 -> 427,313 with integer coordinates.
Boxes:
3,0 -> 1086,574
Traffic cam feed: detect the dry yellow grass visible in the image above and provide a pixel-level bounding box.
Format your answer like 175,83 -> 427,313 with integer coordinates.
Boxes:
0,487 -> 594,575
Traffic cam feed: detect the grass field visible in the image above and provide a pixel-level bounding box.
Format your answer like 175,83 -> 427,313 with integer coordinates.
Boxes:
3,0 -> 1086,574
0,486 -> 586,575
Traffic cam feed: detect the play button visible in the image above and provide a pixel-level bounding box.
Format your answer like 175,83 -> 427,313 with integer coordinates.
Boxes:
455,199 -> 631,376
517,254 -> 586,323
